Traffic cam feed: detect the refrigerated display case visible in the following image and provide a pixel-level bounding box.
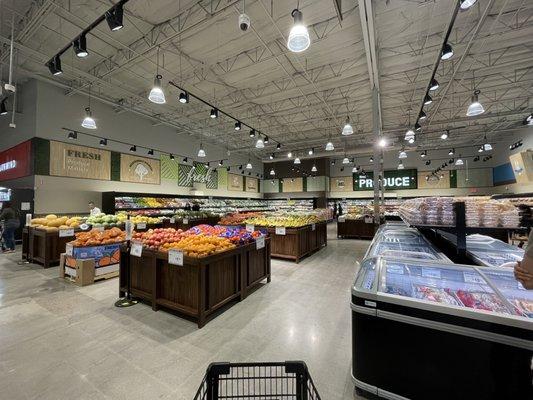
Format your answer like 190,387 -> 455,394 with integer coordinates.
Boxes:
351,256 -> 533,399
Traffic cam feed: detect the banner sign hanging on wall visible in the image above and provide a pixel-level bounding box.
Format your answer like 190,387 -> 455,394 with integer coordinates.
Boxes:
177,162 -> 217,188
228,173 -> 244,191
0,140 -> 31,181
120,154 -> 160,184
49,141 -> 111,180
353,169 -> 418,190
245,176 -> 259,192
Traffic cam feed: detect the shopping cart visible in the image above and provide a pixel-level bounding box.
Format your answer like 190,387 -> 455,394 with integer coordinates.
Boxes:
193,361 -> 321,400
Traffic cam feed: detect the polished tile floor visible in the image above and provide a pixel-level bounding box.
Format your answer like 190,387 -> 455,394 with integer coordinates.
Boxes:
0,224 -> 368,400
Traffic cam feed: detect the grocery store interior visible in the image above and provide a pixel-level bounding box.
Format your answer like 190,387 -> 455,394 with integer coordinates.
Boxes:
0,0 -> 532,399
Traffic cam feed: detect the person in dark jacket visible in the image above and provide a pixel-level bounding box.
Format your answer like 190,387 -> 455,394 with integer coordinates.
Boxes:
0,201 -> 20,252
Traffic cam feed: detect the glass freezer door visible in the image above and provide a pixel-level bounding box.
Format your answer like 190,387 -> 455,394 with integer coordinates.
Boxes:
481,268 -> 533,318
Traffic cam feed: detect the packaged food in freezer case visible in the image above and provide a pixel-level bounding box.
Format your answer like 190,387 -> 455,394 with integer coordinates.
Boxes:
452,290 -> 511,314
512,299 -> 533,318
413,285 -> 461,306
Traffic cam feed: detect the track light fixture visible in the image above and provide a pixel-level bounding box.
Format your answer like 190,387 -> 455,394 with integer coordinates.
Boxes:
441,43 -> 453,60
429,78 -> 439,91
238,165 -> 243,170
68,131 -> 77,140
264,136 -> 269,144
73,34 -> 88,58
420,151 -> 427,158
218,160 -> 223,166
105,3 -> 124,31
414,122 -> 421,132
99,138 -> 107,146
331,160 -> 335,166
148,149 -> 154,155
287,151 -> 293,158
277,143 -> 281,149
0,99 -> 7,115
440,130 -> 449,140
408,135 -> 415,144
47,55 -> 62,76
404,128 -> 415,141
424,93 -> 433,105
269,153 -> 274,160
425,160 -> 431,166
460,0 -> 478,10
369,156 -> 374,163
478,146 -> 484,153
524,114 -> 533,126
233,121 -> 241,131
130,145 -> 137,152
226,166 -> 231,172
183,157 -> 188,163
308,148 -> 314,155
249,129 -> 256,138
449,148 -> 455,156
169,154 -> 174,160
210,108 -> 218,118
419,110 -> 427,121
179,91 -> 189,104
473,156 -> 480,162
287,9 -> 310,53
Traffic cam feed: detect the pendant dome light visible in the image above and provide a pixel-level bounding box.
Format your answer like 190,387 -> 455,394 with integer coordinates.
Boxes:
460,0 -> 478,10
399,149 -> 407,159
483,134 -> 492,151
270,168 -> 275,176
255,137 -> 265,148
342,116 -> 353,136
287,9 -> 310,53
197,143 -> 206,158
264,136 -> 269,144
149,47 -> 166,104
408,135 -> 415,144
81,85 -> 97,129
246,160 -> 253,169
441,43 -> 453,60
311,165 -> 317,172
294,157 -> 301,164
455,157 -> 464,166
352,166 -> 358,173
342,157 -> 350,164
397,161 -> 404,170
440,130 -> 449,140
478,146 -> 484,153
378,137 -> 387,147
308,148 -> 314,155
287,151 -> 293,158
210,108 -> 218,119
325,141 -> 334,151
269,153 -> 274,160
466,90 -> 484,116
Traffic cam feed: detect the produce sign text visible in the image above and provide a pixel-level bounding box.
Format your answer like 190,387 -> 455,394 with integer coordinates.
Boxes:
353,169 -> 417,190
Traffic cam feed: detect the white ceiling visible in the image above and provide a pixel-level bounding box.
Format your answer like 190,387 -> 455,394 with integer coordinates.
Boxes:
1,0 -> 532,161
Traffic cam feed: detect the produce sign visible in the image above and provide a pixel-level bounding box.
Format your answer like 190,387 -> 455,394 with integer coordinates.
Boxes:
353,169 -> 417,190
49,141 -> 111,180
0,140 -> 31,181
120,154 -> 160,184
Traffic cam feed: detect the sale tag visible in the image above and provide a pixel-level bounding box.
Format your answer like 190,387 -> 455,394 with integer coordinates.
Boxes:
136,222 -> 146,230
246,224 -> 254,233
338,216 -> 346,223
183,218 -> 189,225
130,241 -> 143,257
59,228 -> 75,237
125,220 -> 133,240
312,223 -> 316,231
170,217 -> 175,224
168,249 -> 184,266
25,213 -> 32,227
256,236 -> 265,250
65,243 -> 73,256
275,226 -> 286,235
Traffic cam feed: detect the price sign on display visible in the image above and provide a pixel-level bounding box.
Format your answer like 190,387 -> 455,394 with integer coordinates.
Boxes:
136,222 -> 146,230
80,223 -> 90,231
94,226 -> 105,232
275,226 -> 286,235
65,243 -> 73,256
183,218 -> 189,225
464,272 -> 485,284
311,223 -> 316,231
125,220 -> 133,240
168,249 -> 184,266
256,236 -> 265,250
170,217 -> 175,224
338,216 -> 346,223
364,216 -> 373,224
25,213 -> 32,227
422,268 -> 441,279
246,224 -> 254,233
130,241 -> 143,257
59,228 -> 75,237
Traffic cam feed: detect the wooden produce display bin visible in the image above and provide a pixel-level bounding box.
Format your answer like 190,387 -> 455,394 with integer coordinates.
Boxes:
26,227 -> 75,268
257,221 -> 327,263
119,239 -> 271,328
337,218 -> 377,239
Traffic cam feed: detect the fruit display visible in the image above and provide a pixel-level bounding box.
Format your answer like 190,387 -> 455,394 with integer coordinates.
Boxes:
69,227 -> 126,247
189,224 -> 262,245
129,215 -> 162,225
344,205 -> 373,220
242,213 -> 324,228
218,212 -> 262,225
30,214 -> 85,230
132,228 -> 188,250
174,210 -> 217,220
165,235 -> 236,257
86,213 -> 127,227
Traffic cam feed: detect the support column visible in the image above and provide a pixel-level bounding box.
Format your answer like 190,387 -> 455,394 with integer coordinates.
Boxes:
372,86 -> 381,221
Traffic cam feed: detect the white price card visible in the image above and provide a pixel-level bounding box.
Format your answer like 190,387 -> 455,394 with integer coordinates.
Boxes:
275,226 -> 286,235
170,217 -> 175,224
130,241 -> 143,257
311,223 -> 316,231
94,226 -> 105,232
422,268 -> 441,279
21,202 -> 31,211
387,265 -> 404,275
364,216 -> 373,224
464,272 -> 485,284
168,249 -> 184,266
246,224 -> 254,233
65,243 -> 73,256
338,216 -> 346,223
59,228 -> 75,237
25,213 -> 32,227
125,220 -> 133,240
183,218 -> 189,225
256,236 -> 265,250
136,222 -> 146,230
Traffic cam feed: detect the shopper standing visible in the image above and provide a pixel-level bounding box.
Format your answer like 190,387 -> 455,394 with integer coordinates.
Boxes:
515,230 -> 533,289
88,201 -> 101,216
0,201 -> 20,253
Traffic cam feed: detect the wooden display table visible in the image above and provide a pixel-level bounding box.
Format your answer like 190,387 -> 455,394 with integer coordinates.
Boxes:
255,221 -> 327,263
119,239 -> 271,328
23,227 -> 75,268
337,218 -> 376,239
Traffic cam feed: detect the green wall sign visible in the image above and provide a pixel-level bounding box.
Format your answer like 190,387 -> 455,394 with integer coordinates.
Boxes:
353,169 -> 418,190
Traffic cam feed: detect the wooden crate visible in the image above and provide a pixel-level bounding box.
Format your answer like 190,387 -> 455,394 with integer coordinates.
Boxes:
60,254 -> 119,286
337,219 -> 377,239
119,239 -> 271,328
28,228 -> 74,268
